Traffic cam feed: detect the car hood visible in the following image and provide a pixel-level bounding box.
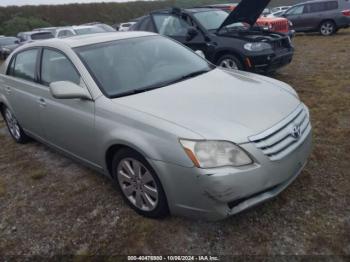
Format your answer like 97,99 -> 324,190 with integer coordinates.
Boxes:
112,69 -> 300,143
218,0 -> 271,30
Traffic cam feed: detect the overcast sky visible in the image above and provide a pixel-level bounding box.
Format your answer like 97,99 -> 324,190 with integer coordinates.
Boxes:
0,0 -> 150,6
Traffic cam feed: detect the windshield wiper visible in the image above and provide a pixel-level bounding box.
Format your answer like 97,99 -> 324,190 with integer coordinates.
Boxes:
178,69 -> 212,81
111,69 -> 212,99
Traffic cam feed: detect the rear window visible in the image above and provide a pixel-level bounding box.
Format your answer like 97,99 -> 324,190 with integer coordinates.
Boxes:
31,32 -> 54,40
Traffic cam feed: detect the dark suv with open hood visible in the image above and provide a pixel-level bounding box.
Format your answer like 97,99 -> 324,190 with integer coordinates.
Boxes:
131,0 -> 294,73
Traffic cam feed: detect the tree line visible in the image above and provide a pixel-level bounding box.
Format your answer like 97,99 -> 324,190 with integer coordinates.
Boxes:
0,0 -> 306,36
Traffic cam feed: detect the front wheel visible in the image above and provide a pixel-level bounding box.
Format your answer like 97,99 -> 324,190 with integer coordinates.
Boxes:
319,21 -> 336,36
2,107 -> 29,144
217,54 -> 243,71
112,148 -> 169,218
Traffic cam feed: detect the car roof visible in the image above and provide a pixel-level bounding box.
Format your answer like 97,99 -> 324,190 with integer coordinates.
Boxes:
20,32 -> 157,49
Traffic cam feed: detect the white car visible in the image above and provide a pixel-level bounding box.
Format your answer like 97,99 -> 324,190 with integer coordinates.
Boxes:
119,22 -> 136,32
35,25 -> 109,39
271,6 -> 291,13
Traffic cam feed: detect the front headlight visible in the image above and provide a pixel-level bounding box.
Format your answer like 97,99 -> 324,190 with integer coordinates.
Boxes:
180,140 -> 253,168
244,42 -> 272,52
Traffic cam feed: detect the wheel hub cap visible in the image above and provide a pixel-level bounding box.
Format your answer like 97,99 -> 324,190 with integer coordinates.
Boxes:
5,109 -> 21,140
219,58 -> 238,70
117,158 -> 159,212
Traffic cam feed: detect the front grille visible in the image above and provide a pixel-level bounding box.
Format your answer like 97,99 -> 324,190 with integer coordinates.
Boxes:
270,38 -> 291,49
249,104 -> 311,161
271,21 -> 289,32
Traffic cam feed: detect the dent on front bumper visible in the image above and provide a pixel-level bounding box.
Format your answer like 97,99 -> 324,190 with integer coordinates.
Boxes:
148,131 -> 312,221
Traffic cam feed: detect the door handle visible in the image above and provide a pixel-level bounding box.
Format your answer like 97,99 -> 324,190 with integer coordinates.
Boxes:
38,97 -> 46,107
4,85 -> 11,94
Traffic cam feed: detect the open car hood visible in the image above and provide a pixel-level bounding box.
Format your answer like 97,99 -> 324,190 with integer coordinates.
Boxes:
218,0 -> 271,31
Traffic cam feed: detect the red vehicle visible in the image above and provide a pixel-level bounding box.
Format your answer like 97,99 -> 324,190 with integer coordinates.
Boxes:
203,3 -> 294,36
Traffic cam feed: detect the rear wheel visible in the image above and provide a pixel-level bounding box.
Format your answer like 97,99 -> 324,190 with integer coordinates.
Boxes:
217,54 -> 243,70
112,148 -> 169,218
2,107 -> 29,144
319,21 -> 336,36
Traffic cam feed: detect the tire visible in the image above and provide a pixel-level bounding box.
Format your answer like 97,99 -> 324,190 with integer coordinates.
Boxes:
2,106 -> 29,144
112,148 -> 169,218
319,21 -> 336,36
217,54 -> 243,70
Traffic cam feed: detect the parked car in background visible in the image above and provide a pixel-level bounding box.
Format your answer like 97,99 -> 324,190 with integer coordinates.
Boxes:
81,22 -> 116,32
262,8 -> 272,16
17,31 -> 54,44
119,22 -> 136,31
34,27 -> 75,38
203,3 -> 294,37
132,0 -> 294,73
271,6 -> 291,13
0,37 -> 20,59
0,32 -> 312,220
34,25 -> 114,39
267,10 -> 287,17
282,0 -> 350,36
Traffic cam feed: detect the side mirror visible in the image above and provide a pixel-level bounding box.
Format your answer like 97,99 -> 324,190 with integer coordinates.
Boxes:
186,27 -> 198,41
49,81 -> 92,100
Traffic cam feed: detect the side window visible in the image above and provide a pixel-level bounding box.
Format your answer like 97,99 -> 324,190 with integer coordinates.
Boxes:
153,14 -> 190,36
285,5 -> 305,15
10,49 -> 38,82
326,1 -> 338,10
309,2 -> 325,12
41,49 -> 80,86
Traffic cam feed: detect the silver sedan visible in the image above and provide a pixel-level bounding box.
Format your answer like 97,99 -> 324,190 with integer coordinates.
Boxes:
0,32 -> 312,220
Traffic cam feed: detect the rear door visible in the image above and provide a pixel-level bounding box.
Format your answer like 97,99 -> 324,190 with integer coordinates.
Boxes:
37,48 -> 97,165
3,48 -> 43,137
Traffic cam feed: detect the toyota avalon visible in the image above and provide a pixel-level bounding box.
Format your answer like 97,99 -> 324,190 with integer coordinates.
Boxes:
0,32 -> 312,220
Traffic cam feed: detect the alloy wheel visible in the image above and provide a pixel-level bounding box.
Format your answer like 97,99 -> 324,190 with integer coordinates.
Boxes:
320,22 -> 334,36
117,158 -> 159,212
219,58 -> 239,70
4,109 -> 21,140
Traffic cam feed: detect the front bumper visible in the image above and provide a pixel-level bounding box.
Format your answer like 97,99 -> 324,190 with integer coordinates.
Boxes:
149,131 -> 312,221
247,48 -> 294,73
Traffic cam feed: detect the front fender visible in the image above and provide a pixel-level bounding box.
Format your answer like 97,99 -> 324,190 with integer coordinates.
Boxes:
94,97 -> 202,173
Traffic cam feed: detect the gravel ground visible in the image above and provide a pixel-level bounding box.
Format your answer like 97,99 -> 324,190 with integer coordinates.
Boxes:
0,29 -> 349,257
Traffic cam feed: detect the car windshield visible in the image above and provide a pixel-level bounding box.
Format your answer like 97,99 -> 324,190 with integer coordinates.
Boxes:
193,10 -> 249,31
75,36 -> 213,98
0,37 -> 18,45
74,27 -> 106,35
